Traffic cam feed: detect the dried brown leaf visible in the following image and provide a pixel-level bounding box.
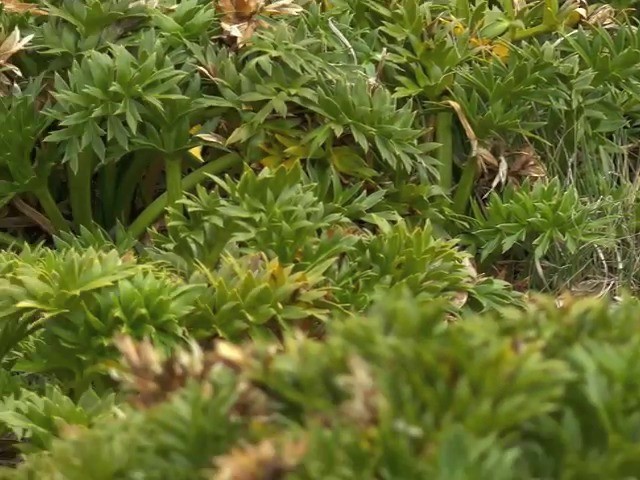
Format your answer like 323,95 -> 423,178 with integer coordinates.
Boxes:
196,65 -> 218,81
450,290 -> 469,310
11,197 -> 55,235
476,146 -> 498,173
442,100 -> 478,157
508,144 -> 546,184
196,133 -> 226,145
231,380 -> 272,419
217,0 -> 261,18
461,255 -> 478,279
486,154 -> 508,196
215,340 -> 250,370
451,256 -> 477,310
0,0 -> 46,16
0,27 -> 33,95
337,355 -> 380,427
0,27 -> 32,64
220,19 -> 261,46
215,0 -> 301,46
212,437 -> 307,480
587,4 -> 616,27
262,0 -> 303,15
113,336 -> 271,411
216,0 -> 234,15
113,335 -> 205,408
512,0 -> 527,14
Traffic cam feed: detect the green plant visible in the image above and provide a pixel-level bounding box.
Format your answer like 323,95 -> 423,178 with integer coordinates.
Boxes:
152,165 -> 361,269
330,220 -> 518,312
0,78 -> 67,233
0,386 -> 119,454
3,0 -> 640,476
465,178 -> 617,290
4,292 -> 640,478
45,35 -> 200,228
0,246 -> 198,391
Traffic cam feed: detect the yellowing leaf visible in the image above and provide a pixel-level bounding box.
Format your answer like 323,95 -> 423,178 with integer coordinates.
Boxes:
188,125 -> 204,161
491,42 -> 510,60
274,133 -> 298,148
283,145 -> 308,158
0,0 -> 46,15
189,146 -> 204,162
453,23 -> 465,36
330,146 -> 377,179
470,37 -> 492,48
260,155 -> 280,168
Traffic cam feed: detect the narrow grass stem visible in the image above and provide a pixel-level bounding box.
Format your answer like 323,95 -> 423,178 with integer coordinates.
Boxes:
127,153 -> 241,239
453,156 -> 478,215
165,154 -> 183,215
68,152 -> 95,232
115,152 -> 152,225
436,111 -> 454,191
99,162 -> 117,227
34,185 -> 69,233
512,24 -> 555,41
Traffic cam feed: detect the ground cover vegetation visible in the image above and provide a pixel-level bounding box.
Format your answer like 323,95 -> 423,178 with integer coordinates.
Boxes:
1,0 -> 640,477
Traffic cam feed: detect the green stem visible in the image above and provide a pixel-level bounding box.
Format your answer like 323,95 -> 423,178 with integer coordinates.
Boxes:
436,111 -> 453,191
511,23 -> 555,41
502,0 -> 514,19
502,0 -> 517,37
115,152 -> 152,224
127,153 -> 242,239
165,154 -> 183,215
34,185 -> 69,233
68,152 -> 95,231
98,162 -> 117,227
453,156 -> 478,215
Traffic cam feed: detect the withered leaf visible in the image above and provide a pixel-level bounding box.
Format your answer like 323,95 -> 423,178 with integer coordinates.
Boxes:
215,0 -> 302,47
0,0 -> 46,16
212,437 -> 307,480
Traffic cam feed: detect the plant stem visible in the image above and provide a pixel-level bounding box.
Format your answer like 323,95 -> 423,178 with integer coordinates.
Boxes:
502,0 -> 514,18
436,111 -> 453,191
68,152 -> 95,232
453,156 -> 478,215
99,162 -> 117,228
34,185 -> 69,233
127,153 -> 242,239
165,154 -> 183,215
115,151 -> 151,224
511,24 -> 555,41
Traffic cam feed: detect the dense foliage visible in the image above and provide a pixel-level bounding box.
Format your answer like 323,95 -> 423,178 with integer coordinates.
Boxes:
1,0 -> 640,477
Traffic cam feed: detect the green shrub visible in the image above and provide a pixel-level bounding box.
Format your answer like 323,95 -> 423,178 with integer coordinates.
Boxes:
2,291 -> 640,478
0,246 -> 197,391
465,178 -> 617,290
2,0 -> 640,476
0,386 -> 119,454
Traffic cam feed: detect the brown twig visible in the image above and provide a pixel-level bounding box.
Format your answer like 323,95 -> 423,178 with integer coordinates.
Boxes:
11,196 -> 55,235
